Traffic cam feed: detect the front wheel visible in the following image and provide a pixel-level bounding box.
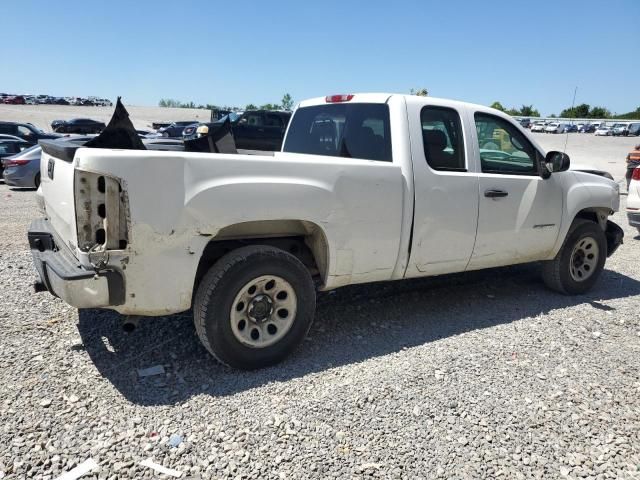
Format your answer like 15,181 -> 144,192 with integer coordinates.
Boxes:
194,245 -> 316,369
542,219 -> 606,295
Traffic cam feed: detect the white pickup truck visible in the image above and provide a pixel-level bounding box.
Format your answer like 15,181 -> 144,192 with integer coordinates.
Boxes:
29,93 -> 623,369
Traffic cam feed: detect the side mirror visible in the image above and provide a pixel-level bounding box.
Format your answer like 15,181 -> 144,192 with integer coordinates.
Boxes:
543,151 -> 570,176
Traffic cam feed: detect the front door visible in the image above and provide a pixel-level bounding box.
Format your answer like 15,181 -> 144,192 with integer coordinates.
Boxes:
467,112 -> 562,270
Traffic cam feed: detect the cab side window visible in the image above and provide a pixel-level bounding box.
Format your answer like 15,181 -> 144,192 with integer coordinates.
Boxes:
17,125 -> 34,138
420,106 -> 466,171
474,113 -> 541,175
238,113 -> 263,126
265,114 -> 284,128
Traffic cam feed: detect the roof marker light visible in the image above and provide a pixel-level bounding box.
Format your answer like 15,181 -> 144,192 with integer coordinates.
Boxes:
325,94 -> 354,103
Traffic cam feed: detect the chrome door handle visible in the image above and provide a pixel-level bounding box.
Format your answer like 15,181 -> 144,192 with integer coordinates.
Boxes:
484,189 -> 508,198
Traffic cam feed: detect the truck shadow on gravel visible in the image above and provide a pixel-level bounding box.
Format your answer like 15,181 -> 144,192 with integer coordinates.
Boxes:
76,264 -> 640,405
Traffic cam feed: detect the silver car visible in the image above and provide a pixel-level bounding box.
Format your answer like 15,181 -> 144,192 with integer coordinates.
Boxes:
2,145 -> 42,188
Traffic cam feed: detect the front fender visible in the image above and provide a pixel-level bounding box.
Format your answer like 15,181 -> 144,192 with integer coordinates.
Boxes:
548,171 -> 619,258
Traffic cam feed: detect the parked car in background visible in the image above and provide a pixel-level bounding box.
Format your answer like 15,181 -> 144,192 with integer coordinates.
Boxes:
518,118 -> 531,129
159,121 -> 200,138
595,125 -> 613,136
531,121 -> 546,132
0,122 -> 59,142
151,121 -> 171,130
544,122 -> 563,134
52,118 -> 106,134
628,123 -> 640,136
0,139 -> 32,176
5,96 -> 26,105
579,124 -> 596,133
562,124 -> 578,133
2,145 -> 42,188
185,110 -> 292,151
612,123 -> 631,136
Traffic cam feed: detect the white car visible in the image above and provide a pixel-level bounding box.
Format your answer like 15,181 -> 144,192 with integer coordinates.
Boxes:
531,121 -> 546,132
595,126 -> 613,136
30,93 -> 623,369
627,167 -> 640,233
612,123 -> 630,136
544,122 -> 563,134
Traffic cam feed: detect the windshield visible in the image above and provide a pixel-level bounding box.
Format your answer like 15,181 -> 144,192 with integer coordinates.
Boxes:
217,112 -> 242,123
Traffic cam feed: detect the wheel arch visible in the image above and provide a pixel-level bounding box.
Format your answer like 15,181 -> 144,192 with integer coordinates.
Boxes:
550,206 -> 612,258
193,219 -> 330,296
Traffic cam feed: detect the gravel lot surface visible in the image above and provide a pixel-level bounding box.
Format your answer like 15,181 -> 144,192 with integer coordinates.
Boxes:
1,144 -> 640,479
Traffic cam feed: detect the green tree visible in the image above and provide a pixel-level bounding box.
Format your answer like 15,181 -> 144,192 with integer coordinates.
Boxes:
245,103 -> 258,110
260,103 -> 279,111
490,101 -> 506,112
560,103 -> 590,118
158,98 -> 181,108
410,88 -> 429,97
616,106 -> 640,120
589,106 -> 610,119
281,93 -> 294,111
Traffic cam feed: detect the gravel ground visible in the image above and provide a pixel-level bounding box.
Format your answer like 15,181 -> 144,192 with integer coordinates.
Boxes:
1,178 -> 640,478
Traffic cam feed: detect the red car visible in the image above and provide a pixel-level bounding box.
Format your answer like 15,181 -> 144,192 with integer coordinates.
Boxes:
6,96 -> 25,105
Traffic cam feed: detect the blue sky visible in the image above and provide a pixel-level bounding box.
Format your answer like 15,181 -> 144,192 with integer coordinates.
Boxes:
3,0 -> 639,115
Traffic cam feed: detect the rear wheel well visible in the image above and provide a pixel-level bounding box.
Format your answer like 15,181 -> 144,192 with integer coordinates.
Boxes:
193,222 -> 329,296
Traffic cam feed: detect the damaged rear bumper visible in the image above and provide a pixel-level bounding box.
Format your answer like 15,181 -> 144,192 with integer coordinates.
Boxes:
28,218 -> 125,308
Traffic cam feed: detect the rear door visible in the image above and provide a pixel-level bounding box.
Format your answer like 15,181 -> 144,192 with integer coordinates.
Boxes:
467,112 -> 562,269
404,102 -> 480,277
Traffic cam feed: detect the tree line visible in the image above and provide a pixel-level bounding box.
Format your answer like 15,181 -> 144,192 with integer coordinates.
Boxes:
158,93 -> 294,112
491,100 -> 640,120
490,102 -> 540,118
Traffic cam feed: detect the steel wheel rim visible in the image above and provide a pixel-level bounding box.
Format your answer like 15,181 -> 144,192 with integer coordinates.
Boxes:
230,275 -> 297,348
569,236 -> 599,282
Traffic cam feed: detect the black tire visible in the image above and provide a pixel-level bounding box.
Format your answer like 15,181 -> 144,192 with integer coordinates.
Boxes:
194,245 -> 316,369
34,173 -> 40,189
542,219 -> 606,295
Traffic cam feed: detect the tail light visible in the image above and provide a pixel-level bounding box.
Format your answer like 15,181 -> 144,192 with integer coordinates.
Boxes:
632,168 -> 640,181
325,94 -> 354,103
75,170 -> 129,254
4,159 -> 30,167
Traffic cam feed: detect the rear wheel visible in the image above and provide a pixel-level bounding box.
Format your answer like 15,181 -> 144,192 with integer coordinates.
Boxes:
194,245 -> 316,369
34,173 -> 40,189
542,219 -> 606,295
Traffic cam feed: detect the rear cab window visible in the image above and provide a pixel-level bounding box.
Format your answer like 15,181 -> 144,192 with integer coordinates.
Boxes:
420,106 -> 466,171
283,103 -> 392,162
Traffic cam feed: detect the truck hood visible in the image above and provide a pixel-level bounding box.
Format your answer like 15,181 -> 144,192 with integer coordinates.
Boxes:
569,163 -> 614,181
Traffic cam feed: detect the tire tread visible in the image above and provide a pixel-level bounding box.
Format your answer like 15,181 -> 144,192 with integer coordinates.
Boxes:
194,245 -> 314,368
